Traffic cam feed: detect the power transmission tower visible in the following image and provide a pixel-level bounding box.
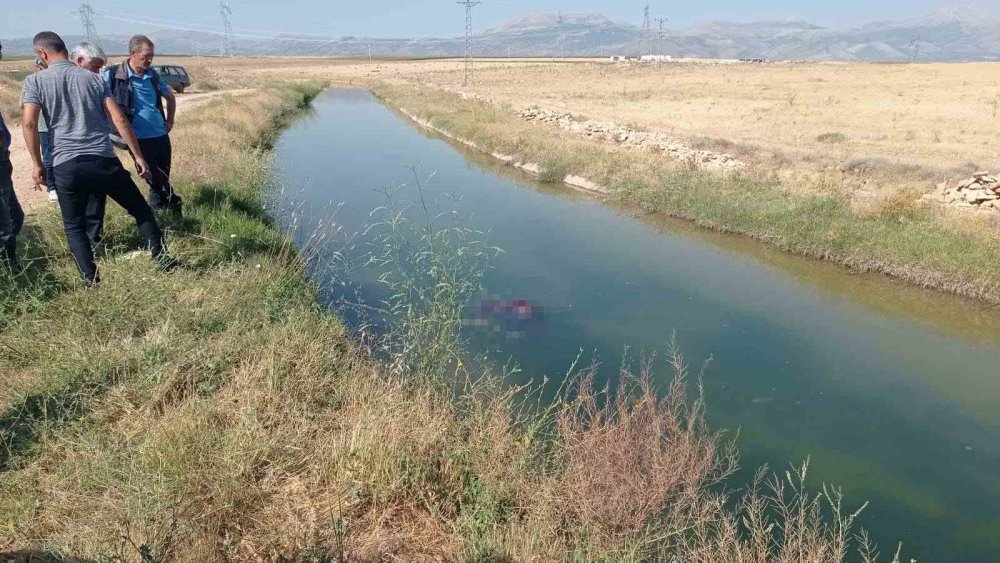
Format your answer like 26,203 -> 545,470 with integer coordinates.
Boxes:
908,34 -> 921,62
77,0 -> 102,48
457,0 -> 481,86
556,12 -> 566,58
219,0 -> 236,57
655,17 -> 668,57
640,4 -> 650,56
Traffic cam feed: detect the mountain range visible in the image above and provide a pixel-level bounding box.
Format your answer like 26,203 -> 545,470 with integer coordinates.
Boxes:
4,8 -> 999,62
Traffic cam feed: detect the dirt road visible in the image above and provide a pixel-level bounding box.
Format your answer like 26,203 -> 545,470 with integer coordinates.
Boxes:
8,88 -> 251,214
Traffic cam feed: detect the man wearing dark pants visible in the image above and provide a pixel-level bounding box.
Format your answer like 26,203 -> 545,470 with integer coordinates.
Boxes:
21,31 -> 168,285
51,157 -> 163,282
0,41 -> 25,270
104,35 -> 180,214
0,110 -> 24,270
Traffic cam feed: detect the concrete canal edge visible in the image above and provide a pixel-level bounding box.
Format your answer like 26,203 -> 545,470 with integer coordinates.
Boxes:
396,108 -> 611,197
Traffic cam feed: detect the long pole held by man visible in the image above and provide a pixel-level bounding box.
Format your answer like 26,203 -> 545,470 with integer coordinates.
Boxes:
21,31 -> 170,285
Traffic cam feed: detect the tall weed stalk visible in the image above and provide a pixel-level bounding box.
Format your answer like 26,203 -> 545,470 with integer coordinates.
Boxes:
364,167 -> 501,382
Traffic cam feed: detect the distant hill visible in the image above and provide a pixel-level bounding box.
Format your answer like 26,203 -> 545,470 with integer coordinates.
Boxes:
3,8 -> 999,61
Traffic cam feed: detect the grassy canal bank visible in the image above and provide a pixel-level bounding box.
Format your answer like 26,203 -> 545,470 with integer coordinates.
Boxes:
2,83 -> 884,561
371,82 -> 1000,306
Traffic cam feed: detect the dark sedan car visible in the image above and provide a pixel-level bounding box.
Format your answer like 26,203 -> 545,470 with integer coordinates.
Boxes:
152,64 -> 191,93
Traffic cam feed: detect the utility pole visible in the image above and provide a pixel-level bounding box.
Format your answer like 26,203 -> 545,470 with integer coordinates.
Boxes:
556,11 -> 565,58
640,4 -> 650,57
369,43 -> 372,62
655,17 -> 668,58
908,34 -> 921,63
77,0 -> 102,49
219,0 -> 236,57
457,0 -> 481,86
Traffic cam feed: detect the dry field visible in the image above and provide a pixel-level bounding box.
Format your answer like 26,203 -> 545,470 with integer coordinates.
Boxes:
397,60 -> 1000,175
139,56 -> 1000,217
381,60 -> 1000,218
8,56 -> 999,193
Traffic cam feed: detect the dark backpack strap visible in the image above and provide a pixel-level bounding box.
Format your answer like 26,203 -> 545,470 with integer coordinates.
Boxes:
149,69 -> 166,121
110,61 -> 135,120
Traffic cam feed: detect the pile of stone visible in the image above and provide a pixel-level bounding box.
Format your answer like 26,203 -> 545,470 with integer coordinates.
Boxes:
518,107 -> 746,173
931,172 -> 1000,213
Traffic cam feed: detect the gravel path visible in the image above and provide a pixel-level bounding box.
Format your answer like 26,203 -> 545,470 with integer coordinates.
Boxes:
8,88 -> 253,214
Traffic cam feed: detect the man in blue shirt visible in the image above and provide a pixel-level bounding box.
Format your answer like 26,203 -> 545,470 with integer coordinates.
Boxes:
103,35 -> 180,214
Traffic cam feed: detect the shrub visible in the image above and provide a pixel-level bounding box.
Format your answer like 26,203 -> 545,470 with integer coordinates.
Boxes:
816,132 -> 848,144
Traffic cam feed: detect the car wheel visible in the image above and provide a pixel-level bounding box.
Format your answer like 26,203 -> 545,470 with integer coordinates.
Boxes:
173,85 -> 185,93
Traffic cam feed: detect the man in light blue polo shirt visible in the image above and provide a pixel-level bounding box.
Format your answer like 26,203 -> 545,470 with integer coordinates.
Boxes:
103,35 -> 180,213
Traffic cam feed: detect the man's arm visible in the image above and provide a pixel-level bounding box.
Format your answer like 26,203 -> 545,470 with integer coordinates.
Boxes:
163,89 -> 176,133
20,104 -> 46,188
104,98 -> 152,182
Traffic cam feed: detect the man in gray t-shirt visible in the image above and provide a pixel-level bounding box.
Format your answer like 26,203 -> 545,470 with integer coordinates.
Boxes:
21,31 -> 169,284
21,63 -> 117,168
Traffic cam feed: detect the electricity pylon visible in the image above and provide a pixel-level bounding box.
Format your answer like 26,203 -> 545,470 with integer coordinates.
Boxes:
640,4 -> 650,56
219,0 -> 236,57
457,0 -> 481,86
78,0 -> 102,48
655,17 -> 668,57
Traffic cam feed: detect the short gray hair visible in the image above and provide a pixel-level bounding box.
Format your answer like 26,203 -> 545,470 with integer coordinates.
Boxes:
71,42 -> 107,63
128,35 -> 155,54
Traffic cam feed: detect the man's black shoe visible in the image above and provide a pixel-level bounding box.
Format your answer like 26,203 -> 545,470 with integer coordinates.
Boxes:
154,254 -> 179,272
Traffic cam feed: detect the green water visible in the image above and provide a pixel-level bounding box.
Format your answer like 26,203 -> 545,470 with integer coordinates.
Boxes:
273,89 -> 1000,561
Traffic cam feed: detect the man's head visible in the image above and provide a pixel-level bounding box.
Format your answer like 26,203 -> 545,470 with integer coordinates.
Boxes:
128,35 -> 155,75
33,31 -> 69,65
72,42 -> 107,73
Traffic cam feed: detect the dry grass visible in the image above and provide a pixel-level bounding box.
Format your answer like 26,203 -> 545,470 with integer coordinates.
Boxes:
546,354 -> 731,553
393,61 -> 1000,189
0,75 -> 24,123
0,78 -> 889,561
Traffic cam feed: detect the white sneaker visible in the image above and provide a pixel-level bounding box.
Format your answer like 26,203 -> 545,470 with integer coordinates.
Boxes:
48,190 -> 58,203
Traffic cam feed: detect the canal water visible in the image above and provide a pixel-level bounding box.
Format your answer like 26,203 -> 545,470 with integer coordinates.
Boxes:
272,89 -> 1000,561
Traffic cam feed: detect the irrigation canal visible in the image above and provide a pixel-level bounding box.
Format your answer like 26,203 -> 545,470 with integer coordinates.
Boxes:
272,89 -> 1000,561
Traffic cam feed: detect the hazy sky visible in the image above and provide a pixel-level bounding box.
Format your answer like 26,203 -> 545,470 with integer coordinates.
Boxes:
2,0 -> 997,40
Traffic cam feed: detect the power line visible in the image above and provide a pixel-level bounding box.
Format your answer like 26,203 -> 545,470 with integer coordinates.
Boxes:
94,9 -> 336,37
97,12 -> 340,43
457,0 -> 481,86
77,0 -> 102,48
219,0 -> 236,57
